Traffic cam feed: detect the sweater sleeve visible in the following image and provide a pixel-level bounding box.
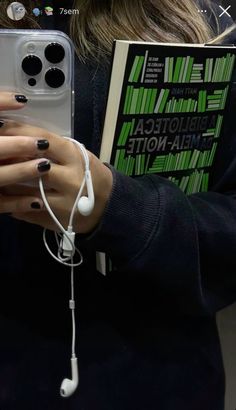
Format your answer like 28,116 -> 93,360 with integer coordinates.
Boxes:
87,161 -> 236,316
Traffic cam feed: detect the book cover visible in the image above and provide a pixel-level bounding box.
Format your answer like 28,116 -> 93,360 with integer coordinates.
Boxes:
98,40 -> 236,273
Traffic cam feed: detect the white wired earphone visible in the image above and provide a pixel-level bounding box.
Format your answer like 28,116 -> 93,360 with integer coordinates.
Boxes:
39,138 -> 94,398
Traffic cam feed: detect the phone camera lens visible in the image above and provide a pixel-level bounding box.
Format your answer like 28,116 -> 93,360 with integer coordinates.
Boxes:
45,43 -> 65,64
45,68 -> 65,88
28,78 -> 37,86
22,55 -> 42,76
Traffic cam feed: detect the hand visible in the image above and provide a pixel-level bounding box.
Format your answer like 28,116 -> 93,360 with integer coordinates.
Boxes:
0,118 -> 113,234
0,91 -> 51,179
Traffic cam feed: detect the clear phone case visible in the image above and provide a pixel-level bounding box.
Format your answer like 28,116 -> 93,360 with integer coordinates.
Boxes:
0,29 -> 74,137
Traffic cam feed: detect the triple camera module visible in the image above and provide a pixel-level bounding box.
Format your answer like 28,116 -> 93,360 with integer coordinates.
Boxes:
21,42 -> 66,88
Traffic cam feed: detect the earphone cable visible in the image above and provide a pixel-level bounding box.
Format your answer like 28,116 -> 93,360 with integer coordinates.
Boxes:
37,137 -> 95,397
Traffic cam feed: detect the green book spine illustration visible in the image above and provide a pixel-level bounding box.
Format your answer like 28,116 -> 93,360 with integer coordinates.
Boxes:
128,55 -> 145,82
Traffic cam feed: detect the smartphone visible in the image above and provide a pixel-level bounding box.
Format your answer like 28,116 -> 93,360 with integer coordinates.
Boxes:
0,29 -> 74,138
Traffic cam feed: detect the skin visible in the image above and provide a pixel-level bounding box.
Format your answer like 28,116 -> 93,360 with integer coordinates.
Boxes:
0,92 -> 113,233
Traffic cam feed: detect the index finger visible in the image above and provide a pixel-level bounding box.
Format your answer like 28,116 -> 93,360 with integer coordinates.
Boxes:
0,92 -> 28,110
1,120 -> 82,166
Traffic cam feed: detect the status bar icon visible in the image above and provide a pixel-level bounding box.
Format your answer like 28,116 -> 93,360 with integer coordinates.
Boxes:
44,6 -> 53,16
32,8 -> 41,17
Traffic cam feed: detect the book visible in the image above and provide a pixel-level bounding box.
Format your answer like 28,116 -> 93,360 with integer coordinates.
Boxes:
96,40 -> 236,274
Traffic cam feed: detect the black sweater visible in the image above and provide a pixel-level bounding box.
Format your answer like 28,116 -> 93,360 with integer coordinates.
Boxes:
0,3 -> 235,410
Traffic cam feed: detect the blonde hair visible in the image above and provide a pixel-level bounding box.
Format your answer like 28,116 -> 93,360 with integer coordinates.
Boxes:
70,0 -> 235,60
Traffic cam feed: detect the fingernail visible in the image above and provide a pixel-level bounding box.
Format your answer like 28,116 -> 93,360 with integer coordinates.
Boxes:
15,94 -> 28,103
31,201 -> 42,209
37,160 -> 51,172
0,120 -> 4,128
37,139 -> 49,150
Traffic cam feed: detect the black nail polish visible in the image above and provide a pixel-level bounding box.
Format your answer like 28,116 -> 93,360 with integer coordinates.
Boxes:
0,120 -> 4,128
37,139 -> 49,150
37,160 -> 51,172
15,94 -> 28,103
31,201 -> 41,209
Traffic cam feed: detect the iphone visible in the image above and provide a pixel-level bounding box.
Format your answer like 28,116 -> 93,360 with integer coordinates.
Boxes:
0,29 -> 74,137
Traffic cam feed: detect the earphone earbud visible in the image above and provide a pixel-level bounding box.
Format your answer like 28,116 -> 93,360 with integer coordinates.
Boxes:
77,170 -> 95,216
60,357 -> 79,398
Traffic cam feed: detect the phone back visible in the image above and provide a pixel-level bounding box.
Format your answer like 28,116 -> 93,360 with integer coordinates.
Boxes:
0,29 -> 74,137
